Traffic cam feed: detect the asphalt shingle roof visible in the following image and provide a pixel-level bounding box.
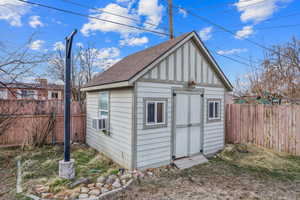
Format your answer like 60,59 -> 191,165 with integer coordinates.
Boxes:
85,32 -> 191,87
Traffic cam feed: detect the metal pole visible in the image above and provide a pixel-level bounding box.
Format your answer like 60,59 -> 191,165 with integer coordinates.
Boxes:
64,29 -> 77,162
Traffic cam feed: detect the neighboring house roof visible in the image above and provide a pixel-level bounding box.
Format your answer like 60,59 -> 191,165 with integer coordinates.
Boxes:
83,31 -> 233,91
0,82 -> 64,90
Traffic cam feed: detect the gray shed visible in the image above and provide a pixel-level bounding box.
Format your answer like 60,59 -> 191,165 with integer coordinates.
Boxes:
82,31 -> 233,170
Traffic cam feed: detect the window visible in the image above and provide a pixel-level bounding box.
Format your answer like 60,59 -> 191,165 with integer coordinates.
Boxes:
0,90 -> 7,99
21,90 -> 36,99
92,92 -> 109,131
144,98 -> 167,129
51,92 -> 58,99
99,92 -> 109,119
208,99 -> 221,121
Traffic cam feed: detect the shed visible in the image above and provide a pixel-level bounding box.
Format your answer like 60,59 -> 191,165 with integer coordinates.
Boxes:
82,31 -> 233,169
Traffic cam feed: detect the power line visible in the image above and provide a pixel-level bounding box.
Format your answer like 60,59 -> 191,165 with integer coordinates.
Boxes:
16,0 -> 169,36
164,0 -> 292,58
60,0 -> 162,29
213,23 -> 300,34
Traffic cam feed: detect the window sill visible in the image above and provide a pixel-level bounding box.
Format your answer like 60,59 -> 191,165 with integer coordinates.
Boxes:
143,124 -> 168,130
207,119 -> 222,123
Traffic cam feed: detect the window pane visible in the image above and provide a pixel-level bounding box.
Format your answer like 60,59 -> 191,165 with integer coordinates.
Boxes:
157,103 -> 164,123
209,102 -> 214,118
215,102 -> 219,118
100,111 -> 108,119
99,92 -> 108,110
147,103 -> 155,123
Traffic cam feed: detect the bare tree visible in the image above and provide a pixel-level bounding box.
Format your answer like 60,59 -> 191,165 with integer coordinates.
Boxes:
0,35 -> 49,89
47,43 -> 111,103
0,36 -> 49,135
236,37 -> 300,99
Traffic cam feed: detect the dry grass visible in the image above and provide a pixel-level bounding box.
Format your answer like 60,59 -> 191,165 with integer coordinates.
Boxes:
0,144 -> 119,199
116,144 -> 300,200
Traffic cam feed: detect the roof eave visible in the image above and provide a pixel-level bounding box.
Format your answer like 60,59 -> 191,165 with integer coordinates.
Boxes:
81,81 -> 132,92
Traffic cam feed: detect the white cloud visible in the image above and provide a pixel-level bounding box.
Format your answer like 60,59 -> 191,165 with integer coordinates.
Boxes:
217,48 -> 248,55
53,41 -> 65,51
29,15 -> 43,28
235,25 -> 254,39
80,47 -> 121,70
235,0 -> 292,24
138,0 -> 163,29
29,40 -> 45,51
81,3 -> 139,37
199,27 -> 213,41
120,36 -> 149,46
76,42 -> 84,48
178,7 -> 187,18
0,0 -> 30,26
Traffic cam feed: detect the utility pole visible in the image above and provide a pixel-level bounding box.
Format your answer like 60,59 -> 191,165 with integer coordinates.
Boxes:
59,29 -> 77,179
168,0 -> 174,39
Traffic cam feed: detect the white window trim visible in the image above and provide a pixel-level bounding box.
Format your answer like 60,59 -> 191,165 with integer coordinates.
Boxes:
207,99 -> 221,121
0,89 -> 7,99
143,98 -> 168,129
98,91 -> 109,119
145,101 -> 166,126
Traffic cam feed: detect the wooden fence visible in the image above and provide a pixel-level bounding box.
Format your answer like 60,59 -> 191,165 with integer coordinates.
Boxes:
226,104 -> 300,156
0,100 -> 86,146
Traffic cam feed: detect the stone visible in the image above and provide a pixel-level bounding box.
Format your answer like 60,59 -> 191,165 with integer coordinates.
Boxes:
78,193 -> 89,199
147,171 -> 154,177
112,179 -> 121,189
68,178 -> 89,189
80,187 -> 89,193
97,176 -> 106,183
89,189 -> 101,196
69,192 -> 79,200
106,175 -> 117,184
41,193 -> 53,199
59,159 -> 75,179
35,185 -> 50,193
89,195 -> 97,199
120,174 -> 132,180
96,183 -> 104,188
101,187 -> 109,194
87,183 -> 95,188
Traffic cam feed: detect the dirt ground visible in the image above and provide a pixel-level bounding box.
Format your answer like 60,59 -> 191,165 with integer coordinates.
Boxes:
115,159 -> 300,200
115,145 -> 300,200
1,144 -> 300,200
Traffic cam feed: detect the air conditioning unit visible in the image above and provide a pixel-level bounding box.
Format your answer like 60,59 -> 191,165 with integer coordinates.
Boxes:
92,118 -> 108,130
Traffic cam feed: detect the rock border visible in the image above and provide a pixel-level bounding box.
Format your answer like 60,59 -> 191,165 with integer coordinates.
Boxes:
24,179 -> 134,200
94,179 -> 134,200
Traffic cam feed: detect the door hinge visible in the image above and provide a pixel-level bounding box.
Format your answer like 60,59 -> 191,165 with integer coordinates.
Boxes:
173,93 -> 176,97
200,94 -> 204,98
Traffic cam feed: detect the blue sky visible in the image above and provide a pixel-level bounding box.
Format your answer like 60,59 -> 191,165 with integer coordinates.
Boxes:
1,0 -> 299,84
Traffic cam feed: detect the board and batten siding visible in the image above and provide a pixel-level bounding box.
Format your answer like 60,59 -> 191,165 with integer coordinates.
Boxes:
135,81 -> 225,169
86,88 -> 133,168
141,39 -> 222,86
135,38 -> 226,169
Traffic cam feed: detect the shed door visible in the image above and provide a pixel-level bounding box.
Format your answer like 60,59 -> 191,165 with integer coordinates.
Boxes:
174,91 -> 202,158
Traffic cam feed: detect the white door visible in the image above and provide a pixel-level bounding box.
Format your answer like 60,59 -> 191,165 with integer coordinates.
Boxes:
174,91 -> 202,158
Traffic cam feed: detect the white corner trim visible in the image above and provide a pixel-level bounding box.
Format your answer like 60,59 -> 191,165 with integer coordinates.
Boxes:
81,81 -> 132,92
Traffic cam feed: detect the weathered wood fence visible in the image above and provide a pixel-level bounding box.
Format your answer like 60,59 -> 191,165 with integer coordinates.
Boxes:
226,104 -> 300,156
0,100 -> 86,146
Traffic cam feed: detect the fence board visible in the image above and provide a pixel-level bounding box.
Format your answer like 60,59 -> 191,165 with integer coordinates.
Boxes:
0,100 -> 85,146
226,104 -> 300,156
